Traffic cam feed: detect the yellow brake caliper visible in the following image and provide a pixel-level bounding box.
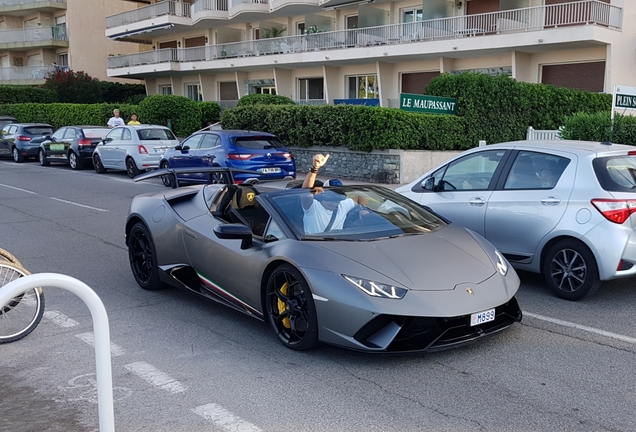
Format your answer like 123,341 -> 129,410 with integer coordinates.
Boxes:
277,281 -> 291,329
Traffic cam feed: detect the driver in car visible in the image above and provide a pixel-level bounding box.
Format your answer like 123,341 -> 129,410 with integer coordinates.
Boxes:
301,154 -> 366,234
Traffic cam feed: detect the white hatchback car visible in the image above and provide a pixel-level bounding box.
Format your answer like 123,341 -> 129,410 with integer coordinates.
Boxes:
397,140 -> 636,301
93,125 -> 179,178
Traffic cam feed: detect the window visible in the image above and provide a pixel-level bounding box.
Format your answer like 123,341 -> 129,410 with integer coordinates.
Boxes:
504,151 -> 569,190
57,53 -> 68,66
160,85 -> 172,95
180,134 -> 203,149
437,150 -> 505,191
199,134 -> 220,149
253,28 -> 260,40
106,128 -> 124,141
122,128 -> 132,141
51,128 -> 66,140
402,8 -> 422,23
346,15 -> 358,29
347,75 -> 378,99
259,86 -> 276,95
186,83 -> 202,101
296,22 -> 305,35
298,78 -> 324,100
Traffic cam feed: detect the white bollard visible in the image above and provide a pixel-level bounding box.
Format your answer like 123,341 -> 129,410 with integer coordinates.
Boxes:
0,273 -> 115,432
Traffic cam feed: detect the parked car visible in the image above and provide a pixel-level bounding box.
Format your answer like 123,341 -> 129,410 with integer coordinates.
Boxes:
126,168 -> 522,352
38,126 -> 110,170
92,125 -> 179,178
396,140 -> 636,301
159,130 -> 296,187
0,123 -> 55,162
0,115 -> 18,131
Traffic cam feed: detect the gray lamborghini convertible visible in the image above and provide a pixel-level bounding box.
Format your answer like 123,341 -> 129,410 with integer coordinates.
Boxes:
125,169 -> 522,353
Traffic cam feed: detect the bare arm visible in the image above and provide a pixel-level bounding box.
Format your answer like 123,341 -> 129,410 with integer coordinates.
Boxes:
301,154 -> 330,210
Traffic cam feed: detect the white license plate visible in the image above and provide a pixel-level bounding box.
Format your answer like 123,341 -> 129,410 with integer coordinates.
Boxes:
470,308 -> 495,326
260,167 -> 281,174
53,154 -> 65,158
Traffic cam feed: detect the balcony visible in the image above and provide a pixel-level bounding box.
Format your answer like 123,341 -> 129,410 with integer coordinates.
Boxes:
0,65 -> 58,84
108,1 -> 621,74
106,0 -> 192,43
0,0 -> 65,16
191,0 -> 229,24
269,0 -> 319,14
228,0 -> 268,20
0,26 -> 68,51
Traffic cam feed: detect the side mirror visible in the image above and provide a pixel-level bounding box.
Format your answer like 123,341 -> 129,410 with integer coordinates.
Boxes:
214,224 -> 253,249
181,145 -> 190,152
174,145 -> 183,151
422,177 -> 435,191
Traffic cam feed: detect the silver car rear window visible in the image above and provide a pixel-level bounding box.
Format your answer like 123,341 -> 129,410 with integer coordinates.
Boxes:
593,155 -> 636,192
137,128 -> 176,141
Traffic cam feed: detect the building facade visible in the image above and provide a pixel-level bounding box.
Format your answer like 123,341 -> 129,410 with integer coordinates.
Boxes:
105,0 -> 632,106
0,0 -> 141,85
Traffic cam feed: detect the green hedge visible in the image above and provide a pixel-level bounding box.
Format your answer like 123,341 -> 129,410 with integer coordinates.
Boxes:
222,105 -> 468,151
236,94 -> 295,106
0,85 -> 57,104
560,112 -> 636,145
0,102 -> 138,128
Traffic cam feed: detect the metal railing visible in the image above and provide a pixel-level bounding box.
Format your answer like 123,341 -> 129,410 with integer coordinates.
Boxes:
294,99 -> 327,106
108,48 -> 178,69
108,1 -> 621,69
192,0 -> 228,13
230,0 -> 267,6
214,100 -> 239,109
0,65 -> 57,81
0,26 -> 68,44
0,0 -> 65,6
106,0 -> 191,29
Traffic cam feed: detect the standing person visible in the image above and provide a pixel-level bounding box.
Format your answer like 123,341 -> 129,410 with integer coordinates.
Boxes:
107,109 -> 125,128
127,113 -> 141,125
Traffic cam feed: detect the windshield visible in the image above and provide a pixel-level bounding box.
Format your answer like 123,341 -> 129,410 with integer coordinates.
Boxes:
233,136 -> 284,150
268,186 -> 446,241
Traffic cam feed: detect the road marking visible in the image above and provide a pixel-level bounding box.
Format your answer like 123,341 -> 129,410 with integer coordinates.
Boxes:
525,311 -> 636,344
75,332 -> 126,357
0,183 -> 38,194
44,310 -> 79,328
192,404 -> 262,432
49,197 -> 108,212
124,361 -> 186,393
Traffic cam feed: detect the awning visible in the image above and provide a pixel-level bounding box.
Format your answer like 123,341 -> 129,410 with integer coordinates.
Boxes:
108,23 -> 174,40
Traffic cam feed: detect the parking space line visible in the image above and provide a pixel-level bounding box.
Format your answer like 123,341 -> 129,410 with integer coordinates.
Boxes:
49,197 -> 108,212
192,403 -> 262,432
75,332 -> 126,357
525,311 -> 636,344
43,310 -> 80,328
124,361 -> 186,393
0,183 -> 38,194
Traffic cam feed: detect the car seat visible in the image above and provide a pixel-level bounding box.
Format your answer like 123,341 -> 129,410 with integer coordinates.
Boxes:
230,186 -> 269,236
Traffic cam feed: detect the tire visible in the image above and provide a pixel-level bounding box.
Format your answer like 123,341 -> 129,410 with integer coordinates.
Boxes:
265,264 -> 318,350
12,147 -> 23,163
160,161 -> 174,188
38,149 -> 50,166
0,262 -> 45,344
126,157 -> 141,179
0,247 -> 21,266
69,151 -> 84,170
128,222 -> 163,290
93,154 -> 107,173
542,239 -> 601,301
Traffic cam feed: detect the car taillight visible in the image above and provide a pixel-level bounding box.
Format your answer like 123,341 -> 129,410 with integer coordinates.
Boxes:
78,138 -> 92,146
17,135 -> 31,141
279,152 -> 293,160
591,199 -> 636,224
227,153 -> 254,160
138,145 -> 149,154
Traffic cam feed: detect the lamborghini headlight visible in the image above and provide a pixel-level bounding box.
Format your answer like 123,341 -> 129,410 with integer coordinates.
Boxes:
343,275 -> 408,299
495,250 -> 508,276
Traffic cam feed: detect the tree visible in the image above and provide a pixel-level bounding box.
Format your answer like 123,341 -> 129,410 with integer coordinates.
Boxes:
42,69 -> 102,104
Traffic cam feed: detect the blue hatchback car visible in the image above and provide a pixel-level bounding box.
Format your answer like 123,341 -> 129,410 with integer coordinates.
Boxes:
159,130 -> 296,186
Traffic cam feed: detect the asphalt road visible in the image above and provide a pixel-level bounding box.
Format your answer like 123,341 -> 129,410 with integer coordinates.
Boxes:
1,160 -> 635,432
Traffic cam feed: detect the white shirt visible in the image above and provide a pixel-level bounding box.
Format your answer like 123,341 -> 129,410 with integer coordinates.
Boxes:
107,117 -> 125,128
303,198 -> 355,234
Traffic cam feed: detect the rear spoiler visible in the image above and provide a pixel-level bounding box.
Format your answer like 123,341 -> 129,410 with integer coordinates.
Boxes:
133,167 -> 291,188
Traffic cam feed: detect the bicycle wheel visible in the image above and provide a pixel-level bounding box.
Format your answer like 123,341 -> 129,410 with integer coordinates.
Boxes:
0,247 -> 21,267
0,262 -> 45,344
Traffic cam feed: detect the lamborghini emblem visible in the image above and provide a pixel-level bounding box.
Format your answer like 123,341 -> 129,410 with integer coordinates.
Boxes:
246,192 -> 255,202
465,287 -> 474,296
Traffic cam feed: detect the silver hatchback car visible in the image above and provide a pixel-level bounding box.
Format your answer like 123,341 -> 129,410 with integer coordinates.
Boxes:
93,125 -> 179,178
396,140 -> 636,301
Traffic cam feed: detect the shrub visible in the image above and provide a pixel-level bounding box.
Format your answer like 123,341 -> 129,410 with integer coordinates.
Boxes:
198,101 -> 222,128
0,102 -> 139,128
100,81 -> 147,104
561,112 -> 636,145
236,94 -> 296,106
42,69 -> 102,104
138,95 -> 200,137
0,85 -> 57,104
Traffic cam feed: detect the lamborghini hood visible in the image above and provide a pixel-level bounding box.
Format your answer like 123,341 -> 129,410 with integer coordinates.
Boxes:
311,224 -> 497,291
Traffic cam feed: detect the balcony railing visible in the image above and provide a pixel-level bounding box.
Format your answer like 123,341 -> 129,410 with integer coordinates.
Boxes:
230,0 -> 267,6
192,0 -> 228,13
0,26 -> 68,44
106,0 -> 191,29
0,66 -> 58,81
0,0 -> 65,6
109,1 -> 621,69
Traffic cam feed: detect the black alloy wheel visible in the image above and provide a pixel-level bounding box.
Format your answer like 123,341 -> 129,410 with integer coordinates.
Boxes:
38,149 -> 50,166
93,154 -> 107,173
542,239 -> 601,301
265,264 -> 318,350
126,158 -> 141,178
127,222 -> 162,290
